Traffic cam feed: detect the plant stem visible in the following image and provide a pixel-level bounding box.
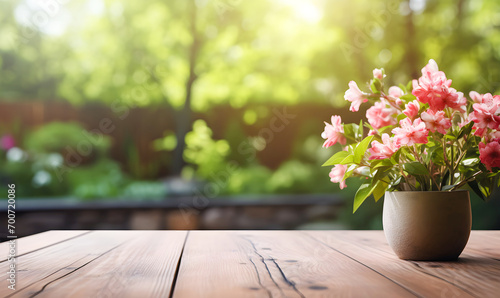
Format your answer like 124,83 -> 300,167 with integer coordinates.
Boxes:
450,140 -> 455,185
429,161 -> 440,191
449,170 -> 483,191
442,137 -> 453,184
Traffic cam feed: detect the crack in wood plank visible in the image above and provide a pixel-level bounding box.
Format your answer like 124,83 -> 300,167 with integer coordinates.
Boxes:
241,235 -> 304,298
23,241 -> 126,298
268,258 -> 305,298
248,257 -> 272,298
5,253 -> 90,297
168,231 -> 190,298
303,232 -> 422,298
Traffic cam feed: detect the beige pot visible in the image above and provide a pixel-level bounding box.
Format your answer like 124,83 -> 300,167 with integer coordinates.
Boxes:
383,190 -> 471,261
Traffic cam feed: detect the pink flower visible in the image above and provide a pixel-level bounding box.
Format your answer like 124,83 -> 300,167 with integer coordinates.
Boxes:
329,164 -> 347,189
469,94 -> 500,135
392,118 -> 429,147
488,130 -> 500,140
321,115 -> 346,147
469,91 -> 482,103
0,135 -> 15,151
344,81 -> 368,112
388,86 -> 404,98
479,139 -> 500,171
403,100 -> 420,120
420,110 -> 452,134
412,59 -> 466,111
373,68 -> 384,80
366,100 -> 397,130
368,133 -> 399,160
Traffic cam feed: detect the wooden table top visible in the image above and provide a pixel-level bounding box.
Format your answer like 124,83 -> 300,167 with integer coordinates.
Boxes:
1,230 -> 499,297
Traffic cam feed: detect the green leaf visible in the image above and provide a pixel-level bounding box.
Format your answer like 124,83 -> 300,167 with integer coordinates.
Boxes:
353,136 -> 374,164
389,175 -> 403,190
403,162 -> 429,176
468,180 -> 485,200
322,151 -> 350,166
358,120 -> 364,139
344,123 -> 360,142
457,121 -> 474,139
371,159 -> 394,170
461,158 -> 479,166
376,124 -> 394,134
343,164 -> 357,180
391,148 -> 402,164
396,113 -> 407,122
441,185 -> 455,191
353,182 -> 377,213
370,78 -> 382,94
441,170 -> 450,187
398,83 -> 407,94
406,80 -> 413,92
372,180 -> 389,202
400,94 -> 416,101
400,147 -> 416,162
372,166 -> 392,182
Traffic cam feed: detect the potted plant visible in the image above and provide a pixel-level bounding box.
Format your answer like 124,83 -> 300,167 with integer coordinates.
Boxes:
321,60 -> 500,261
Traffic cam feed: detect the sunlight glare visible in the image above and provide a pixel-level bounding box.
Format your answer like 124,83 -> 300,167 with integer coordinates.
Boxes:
280,0 -> 322,24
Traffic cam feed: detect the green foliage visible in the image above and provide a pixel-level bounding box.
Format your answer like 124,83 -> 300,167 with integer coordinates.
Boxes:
25,122 -> 111,154
403,162 -> 429,176
0,123 -> 166,199
183,119 -> 231,178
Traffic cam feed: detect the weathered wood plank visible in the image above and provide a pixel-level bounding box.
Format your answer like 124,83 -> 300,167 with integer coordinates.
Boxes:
0,231 -> 137,297
309,230 -> 500,298
305,230 -> 476,298
172,231 -> 415,298
464,231 -> 500,259
2,230 -> 499,297
24,231 -> 188,298
0,231 -> 90,262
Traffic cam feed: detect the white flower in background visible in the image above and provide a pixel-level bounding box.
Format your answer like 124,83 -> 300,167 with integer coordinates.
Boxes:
33,170 -> 52,187
6,147 -> 25,162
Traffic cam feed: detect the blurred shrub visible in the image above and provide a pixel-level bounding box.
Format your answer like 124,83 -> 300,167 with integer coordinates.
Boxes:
224,165 -> 273,195
183,119 -> 230,178
0,122 -> 166,199
122,181 -> 168,200
25,122 -> 111,155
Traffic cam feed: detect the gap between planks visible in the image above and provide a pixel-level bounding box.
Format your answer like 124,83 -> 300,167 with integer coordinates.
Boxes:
168,230 -> 190,298
0,231 -> 92,263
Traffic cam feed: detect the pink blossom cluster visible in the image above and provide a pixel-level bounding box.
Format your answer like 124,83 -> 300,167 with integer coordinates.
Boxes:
479,139 -> 500,171
468,92 -> 500,136
467,92 -> 500,170
412,60 -> 466,111
323,59 -> 500,189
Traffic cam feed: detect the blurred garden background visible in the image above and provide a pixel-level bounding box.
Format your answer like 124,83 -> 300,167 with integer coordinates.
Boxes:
1,0 -> 500,232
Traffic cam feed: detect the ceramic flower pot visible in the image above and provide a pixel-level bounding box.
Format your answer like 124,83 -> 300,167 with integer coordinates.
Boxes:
382,190 -> 471,261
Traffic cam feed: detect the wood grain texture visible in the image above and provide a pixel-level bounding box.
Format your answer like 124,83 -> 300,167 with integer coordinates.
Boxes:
28,231 -> 188,298
0,231 -> 136,297
307,230 -> 500,298
0,231 -> 187,298
305,231 -> 475,298
0,231 -> 90,262
2,230 -> 500,298
172,231 -> 415,298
